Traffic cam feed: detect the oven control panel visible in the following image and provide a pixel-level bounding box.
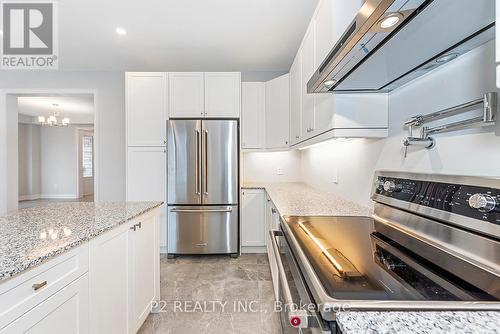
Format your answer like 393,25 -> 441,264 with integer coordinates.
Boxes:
374,176 -> 500,225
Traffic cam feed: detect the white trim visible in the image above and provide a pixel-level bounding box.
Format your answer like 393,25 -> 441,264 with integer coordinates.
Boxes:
241,246 -> 267,254
39,194 -> 79,199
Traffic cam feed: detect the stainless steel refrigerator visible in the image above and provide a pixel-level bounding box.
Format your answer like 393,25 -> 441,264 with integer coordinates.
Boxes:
167,119 -> 239,256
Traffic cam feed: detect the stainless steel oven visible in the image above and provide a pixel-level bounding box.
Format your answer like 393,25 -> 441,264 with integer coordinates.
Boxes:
269,229 -> 333,333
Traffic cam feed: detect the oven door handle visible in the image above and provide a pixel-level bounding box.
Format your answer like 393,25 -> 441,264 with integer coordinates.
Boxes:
269,230 -> 310,329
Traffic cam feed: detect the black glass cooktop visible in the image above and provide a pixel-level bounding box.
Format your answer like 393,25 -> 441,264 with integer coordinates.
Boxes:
284,216 -> 499,302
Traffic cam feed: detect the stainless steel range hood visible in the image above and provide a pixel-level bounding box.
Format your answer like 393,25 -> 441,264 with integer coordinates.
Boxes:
307,0 -> 495,94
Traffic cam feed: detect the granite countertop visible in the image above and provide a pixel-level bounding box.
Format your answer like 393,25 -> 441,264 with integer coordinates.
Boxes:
0,201 -> 162,282
241,182 -> 500,334
336,311 -> 500,334
242,182 -> 372,217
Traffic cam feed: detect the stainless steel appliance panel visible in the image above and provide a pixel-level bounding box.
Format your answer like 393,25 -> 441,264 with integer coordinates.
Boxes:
167,205 -> 238,254
167,120 -> 202,205
201,120 -> 238,205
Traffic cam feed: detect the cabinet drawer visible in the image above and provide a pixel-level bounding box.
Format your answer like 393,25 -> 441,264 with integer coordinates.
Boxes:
0,273 -> 89,334
0,244 -> 89,330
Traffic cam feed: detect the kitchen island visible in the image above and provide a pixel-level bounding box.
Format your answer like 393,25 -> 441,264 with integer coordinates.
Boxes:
0,201 -> 162,333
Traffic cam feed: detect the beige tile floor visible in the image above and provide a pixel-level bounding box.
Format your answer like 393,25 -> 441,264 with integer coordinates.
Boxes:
138,254 -> 282,334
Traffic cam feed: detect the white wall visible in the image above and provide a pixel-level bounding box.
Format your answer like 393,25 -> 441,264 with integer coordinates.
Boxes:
18,123 -> 41,199
300,41 -> 500,207
40,126 -> 79,198
0,71 -> 125,213
242,150 -> 301,183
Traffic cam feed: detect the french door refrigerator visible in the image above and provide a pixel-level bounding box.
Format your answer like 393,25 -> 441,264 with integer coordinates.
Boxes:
167,119 -> 239,256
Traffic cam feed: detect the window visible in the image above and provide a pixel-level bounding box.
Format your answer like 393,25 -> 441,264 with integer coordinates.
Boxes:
82,136 -> 93,178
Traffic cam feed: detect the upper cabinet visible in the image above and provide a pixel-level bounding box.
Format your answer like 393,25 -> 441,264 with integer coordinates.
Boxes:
289,52 -> 302,145
126,72 -> 168,146
169,72 -> 241,118
265,74 -> 290,149
301,25 -> 316,138
204,72 -> 241,118
242,82 -> 266,149
169,72 -> 205,118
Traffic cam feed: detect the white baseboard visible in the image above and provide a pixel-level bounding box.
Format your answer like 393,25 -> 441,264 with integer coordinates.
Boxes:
19,194 -> 41,201
241,246 -> 267,254
39,194 -> 79,199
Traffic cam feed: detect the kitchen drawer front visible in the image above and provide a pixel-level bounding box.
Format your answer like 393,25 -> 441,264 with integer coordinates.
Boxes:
0,244 -> 89,330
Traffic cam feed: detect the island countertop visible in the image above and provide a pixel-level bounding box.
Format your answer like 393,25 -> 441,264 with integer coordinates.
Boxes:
0,201 -> 163,282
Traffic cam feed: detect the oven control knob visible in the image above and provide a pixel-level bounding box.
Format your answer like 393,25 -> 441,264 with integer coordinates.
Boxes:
383,180 -> 402,192
374,179 -> 384,190
468,194 -> 497,212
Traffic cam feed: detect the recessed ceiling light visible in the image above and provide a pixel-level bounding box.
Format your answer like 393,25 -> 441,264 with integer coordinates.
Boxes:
116,27 -> 127,36
435,53 -> 458,64
379,13 -> 403,29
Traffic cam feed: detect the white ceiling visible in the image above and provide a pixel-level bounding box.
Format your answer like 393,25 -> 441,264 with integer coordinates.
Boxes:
17,95 -> 95,124
58,0 -> 319,72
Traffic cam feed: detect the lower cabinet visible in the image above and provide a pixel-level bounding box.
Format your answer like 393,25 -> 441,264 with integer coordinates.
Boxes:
265,196 -> 280,301
90,209 -> 160,334
241,189 -> 266,247
0,274 -> 89,334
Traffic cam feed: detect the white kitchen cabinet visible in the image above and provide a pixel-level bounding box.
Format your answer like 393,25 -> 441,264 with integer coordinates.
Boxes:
266,74 -> 290,149
89,221 -> 130,334
241,189 -> 266,247
128,212 -> 160,334
241,82 -> 266,149
289,52 -> 302,145
204,72 -> 241,118
126,72 -> 168,147
90,210 -> 160,334
126,147 -> 167,250
169,72 -> 205,118
265,196 -> 279,301
0,274 -> 89,334
301,25 -> 316,139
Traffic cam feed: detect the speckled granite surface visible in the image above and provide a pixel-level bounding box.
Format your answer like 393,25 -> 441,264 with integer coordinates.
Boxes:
0,201 -> 162,282
242,182 -> 372,217
336,311 -> 500,334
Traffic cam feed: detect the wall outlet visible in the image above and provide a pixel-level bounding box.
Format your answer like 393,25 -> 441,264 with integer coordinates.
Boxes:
277,168 -> 284,175
332,169 -> 339,184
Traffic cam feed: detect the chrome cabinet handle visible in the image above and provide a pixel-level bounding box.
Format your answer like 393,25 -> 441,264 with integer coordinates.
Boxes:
136,222 -> 142,229
271,208 -> 276,214
130,225 -> 137,231
32,281 -> 47,291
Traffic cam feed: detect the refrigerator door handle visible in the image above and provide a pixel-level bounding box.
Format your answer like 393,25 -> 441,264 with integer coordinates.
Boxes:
203,129 -> 209,196
195,129 -> 201,196
170,208 -> 233,213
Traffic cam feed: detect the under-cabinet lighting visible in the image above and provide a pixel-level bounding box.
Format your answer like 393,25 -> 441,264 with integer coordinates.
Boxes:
379,13 -> 403,29
116,26 -> 127,36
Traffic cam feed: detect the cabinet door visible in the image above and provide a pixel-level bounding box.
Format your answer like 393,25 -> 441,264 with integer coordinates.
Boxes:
241,189 -> 266,247
204,72 -> 241,118
0,274 -> 89,334
289,52 -> 302,145
126,72 -> 168,147
89,223 -> 130,334
241,82 -> 265,149
265,74 -> 290,149
127,147 -> 166,201
128,213 -> 159,333
127,147 -> 166,250
265,198 -> 279,301
169,72 -> 205,118
301,26 -> 316,138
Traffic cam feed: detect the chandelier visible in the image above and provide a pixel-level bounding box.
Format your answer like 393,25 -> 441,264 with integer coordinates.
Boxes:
38,104 -> 70,126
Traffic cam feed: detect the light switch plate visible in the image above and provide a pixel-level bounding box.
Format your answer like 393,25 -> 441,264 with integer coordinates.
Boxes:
277,168 -> 284,175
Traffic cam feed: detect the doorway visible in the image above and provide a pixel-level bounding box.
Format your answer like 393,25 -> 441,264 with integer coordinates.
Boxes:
16,93 -> 96,209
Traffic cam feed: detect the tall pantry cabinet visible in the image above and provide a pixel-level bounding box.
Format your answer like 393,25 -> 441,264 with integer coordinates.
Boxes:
126,72 -> 169,252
